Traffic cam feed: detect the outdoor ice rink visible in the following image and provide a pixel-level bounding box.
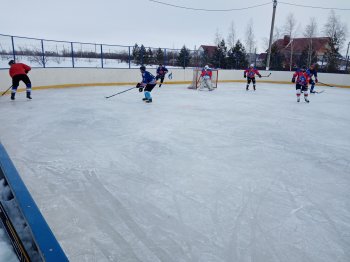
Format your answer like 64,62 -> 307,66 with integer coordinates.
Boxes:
0,82 -> 350,262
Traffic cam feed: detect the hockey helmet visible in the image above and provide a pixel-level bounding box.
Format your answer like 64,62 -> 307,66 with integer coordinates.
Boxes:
8,60 -> 15,65
301,65 -> 307,71
204,65 -> 209,70
140,66 -> 146,72
250,63 -> 254,67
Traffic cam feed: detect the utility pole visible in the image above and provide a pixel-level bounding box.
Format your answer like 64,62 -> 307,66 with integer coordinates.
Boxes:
345,41 -> 350,72
266,0 -> 277,71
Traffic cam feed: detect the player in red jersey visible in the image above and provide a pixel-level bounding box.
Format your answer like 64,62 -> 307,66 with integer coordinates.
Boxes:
244,64 -> 261,91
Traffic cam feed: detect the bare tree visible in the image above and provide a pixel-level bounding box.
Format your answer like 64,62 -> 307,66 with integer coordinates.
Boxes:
303,17 -> 318,67
262,26 -> 282,51
245,19 -> 255,64
283,13 -> 297,70
214,28 -> 223,46
323,10 -> 348,51
227,21 -> 236,50
284,13 -> 297,38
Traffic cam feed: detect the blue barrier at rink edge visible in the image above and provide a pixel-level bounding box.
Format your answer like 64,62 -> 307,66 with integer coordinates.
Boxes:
0,142 -> 68,261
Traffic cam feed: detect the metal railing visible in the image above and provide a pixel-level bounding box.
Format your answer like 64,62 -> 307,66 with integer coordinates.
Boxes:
1,34 -> 348,73
0,34 -> 208,69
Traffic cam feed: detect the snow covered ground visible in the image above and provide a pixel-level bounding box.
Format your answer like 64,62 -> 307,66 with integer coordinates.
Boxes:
0,83 -> 349,262
0,227 -> 17,262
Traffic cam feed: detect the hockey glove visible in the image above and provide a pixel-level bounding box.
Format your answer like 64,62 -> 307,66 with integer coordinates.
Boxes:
292,77 -> 296,83
258,74 -> 262,78
136,83 -> 142,88
244,74 -> 247,78
25,70 -> 29,74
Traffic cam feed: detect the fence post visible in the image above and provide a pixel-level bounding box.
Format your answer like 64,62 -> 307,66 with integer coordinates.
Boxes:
11,36 -> 16,62
128,46 -> 131,69
41,39 -> 46,68
100,44 -> 103,68
71,42 -> 75,68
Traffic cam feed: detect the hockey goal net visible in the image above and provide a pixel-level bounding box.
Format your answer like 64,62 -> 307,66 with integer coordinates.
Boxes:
188,68 -> 219,89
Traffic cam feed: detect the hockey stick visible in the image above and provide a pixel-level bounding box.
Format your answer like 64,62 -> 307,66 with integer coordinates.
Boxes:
260,73 -> 271,78
1,85 -> 12,96
318,81 -> 334,87
105,86 -> 137,99
314,90 -> 325,94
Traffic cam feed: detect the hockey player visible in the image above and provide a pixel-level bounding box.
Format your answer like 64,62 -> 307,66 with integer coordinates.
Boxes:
156,64 -> 168,87
8,60 -> 32,100
137,66 -> 157,103
244,64 -> 261,91
199,65 -> 214,91
307,64 -> 318,93
292,65 -> 310,103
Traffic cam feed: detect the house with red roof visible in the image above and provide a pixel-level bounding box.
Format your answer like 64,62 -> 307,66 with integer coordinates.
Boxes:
272,35 -> 330,68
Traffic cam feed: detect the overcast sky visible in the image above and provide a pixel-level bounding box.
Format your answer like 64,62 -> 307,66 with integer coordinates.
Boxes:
1,0 -> 350,54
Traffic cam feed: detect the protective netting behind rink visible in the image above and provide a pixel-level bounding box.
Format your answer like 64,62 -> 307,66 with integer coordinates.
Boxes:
188,69 -> 218,89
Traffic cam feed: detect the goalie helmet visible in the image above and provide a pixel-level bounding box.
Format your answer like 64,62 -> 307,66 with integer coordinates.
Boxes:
204,65 -> 209,70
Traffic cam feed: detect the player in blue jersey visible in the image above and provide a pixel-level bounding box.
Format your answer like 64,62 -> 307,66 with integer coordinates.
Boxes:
137,66 -> 157,103
306,64 -> 318,93
156,64 -> 168,87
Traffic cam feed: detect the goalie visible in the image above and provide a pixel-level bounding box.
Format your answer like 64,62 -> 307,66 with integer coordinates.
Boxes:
199,65 -> 214,91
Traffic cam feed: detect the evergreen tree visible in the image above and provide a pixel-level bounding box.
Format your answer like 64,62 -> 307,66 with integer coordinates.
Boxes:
298,47 -> 317,68
177,45 -> 191,68
324,33 -> 341,72
132,43 -> 141,65
211,39 -> 227,68
145,48 -> 153,65
265,43 -> 284,70
200,48 -> 210,67
227,40 -> 248,69
155,48 -> 164,65
139,45 -> 146,65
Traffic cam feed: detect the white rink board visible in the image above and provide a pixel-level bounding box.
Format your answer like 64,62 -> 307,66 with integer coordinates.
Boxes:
0,83 -> 350,262
1,68 -> 350,91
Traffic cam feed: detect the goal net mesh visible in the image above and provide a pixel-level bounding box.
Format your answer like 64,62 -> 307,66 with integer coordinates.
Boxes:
188,69 -> 219,89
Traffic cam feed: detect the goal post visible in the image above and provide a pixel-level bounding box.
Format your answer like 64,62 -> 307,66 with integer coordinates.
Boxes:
188,68 -> 219,89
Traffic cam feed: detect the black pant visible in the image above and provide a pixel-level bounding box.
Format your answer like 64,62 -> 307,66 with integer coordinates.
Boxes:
156,75 -> 165,84
247,77 -> 256,85
12,74 -> 31,87
296,84 -> 308,91
145,83 -> 156,92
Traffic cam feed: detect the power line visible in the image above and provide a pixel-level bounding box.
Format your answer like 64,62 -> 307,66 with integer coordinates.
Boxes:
148,0 -> 271,12
279,1 -> 350,11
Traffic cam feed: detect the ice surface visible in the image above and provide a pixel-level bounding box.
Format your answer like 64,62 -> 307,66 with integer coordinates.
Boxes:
0,83 -> 349,262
